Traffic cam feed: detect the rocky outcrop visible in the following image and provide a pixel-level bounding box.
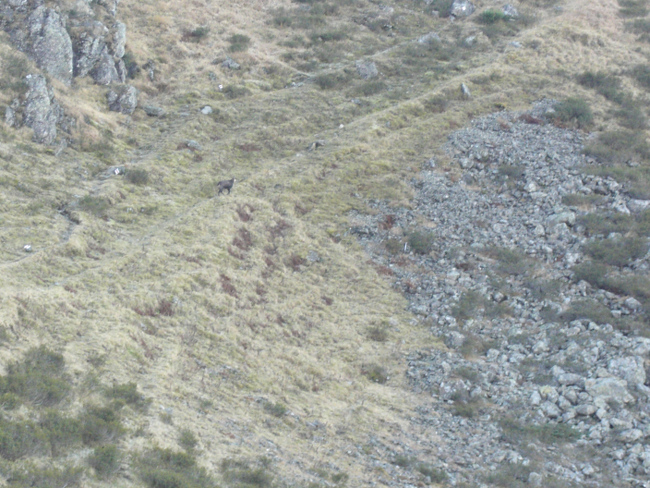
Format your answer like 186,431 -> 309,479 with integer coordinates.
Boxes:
450,0 -> 475,18
355,60 -> 378,79
26,7 -> 73,84
352,100 -> 650,487
107,84 -> 137,114
23,74 -> 63,144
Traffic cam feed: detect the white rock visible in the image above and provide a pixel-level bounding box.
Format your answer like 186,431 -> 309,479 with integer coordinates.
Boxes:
585,377 -> 633,403
608,356 -> 646,386
530,390 -> 542,406
200,105 -> 213,115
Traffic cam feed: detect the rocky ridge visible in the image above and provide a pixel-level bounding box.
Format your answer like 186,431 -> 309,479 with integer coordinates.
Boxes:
1,0 -> 137,143
352,100 -> 650,487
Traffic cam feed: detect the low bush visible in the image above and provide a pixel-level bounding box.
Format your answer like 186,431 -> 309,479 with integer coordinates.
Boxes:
361,364 -> 389,384
584,130 -> 650,164
559,299 -> 612,324
424,95 -> 448,113
349,80 -> 386,97
584,236 -> 648,267
452,290 -> 483,322
126,168 -> 149,185
314,72 -> 350,89
106,382 -> 150,411
550,98 -> 593,129
0,417 -> 47,460
407,231 -> 434,255
139,448 -> 214,488
500,417 -> 581,444
416,463 -> 448,483
367,324 -> 389,342
485,246 -> 530,276
222,85 -> 251,99
263,401 -> 287,417
578,211 -> 633,236
229,34 -> 251,52
477,9 -> 510,24
8,465 -> 83,488
78,195 -> 110,218
40,410 -> 82,456
626,18 -> 650,41
619,0 -> 648,17
88,444 -> 120,478
577,71 -> 624,103
220,458 -> 273,487
0,346 -> 70,407
179,429 -> 198,452
80,405 -> 124,445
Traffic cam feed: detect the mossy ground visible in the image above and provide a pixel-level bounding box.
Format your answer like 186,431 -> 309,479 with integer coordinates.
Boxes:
1,0 -> 649,485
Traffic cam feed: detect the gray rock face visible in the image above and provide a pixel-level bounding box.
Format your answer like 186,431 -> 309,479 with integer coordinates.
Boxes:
503,4 -> 519,18
608,356 -> 646,385
355,60 -> 378,79
111,21 -> 126,58
222,57 -> 240,70
450,0 -> 475,17
23,74 -> 61,144
92,48 -> 120,84
585,377 -> 633,403
143,105 -> 164,117
107,84 -> 137,114
27,7 -> 73,84
73,30 -> 106,78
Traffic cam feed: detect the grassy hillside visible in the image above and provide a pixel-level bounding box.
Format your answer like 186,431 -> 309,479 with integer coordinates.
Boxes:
1,0 -> 649,486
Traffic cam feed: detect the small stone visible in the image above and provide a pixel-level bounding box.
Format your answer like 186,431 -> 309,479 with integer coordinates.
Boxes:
450,0 -> 475,17
617,429 -> 643,443
541,401 -> 561,418
355,60 -> 378,79
185,140 -> 202,151
143,105 -> 164,117
528,472 -> 543,487
460,83 -> 471,100
575,404 -> 597,416
222,57 -> 240,70
200,105 -> 213,115
23,244 -> 32,252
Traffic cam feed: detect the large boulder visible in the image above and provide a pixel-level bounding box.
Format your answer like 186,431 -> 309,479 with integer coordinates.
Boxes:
73,29 -> 107,77
450,0 -> 475,17
107,84 -> 137,114
110,21 -> 126,58
27,7 -> 73,84
23,74 -> 62,144
355,60 -> 378,80
91,47 -> 120,84
585,377 -> 634,403
608,356 -> 646,386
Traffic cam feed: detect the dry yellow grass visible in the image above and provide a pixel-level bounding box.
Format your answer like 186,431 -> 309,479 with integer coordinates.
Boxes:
1,0 -> 649,484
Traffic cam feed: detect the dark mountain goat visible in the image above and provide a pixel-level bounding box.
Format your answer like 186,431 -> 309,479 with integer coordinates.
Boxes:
217,178 -> 236,195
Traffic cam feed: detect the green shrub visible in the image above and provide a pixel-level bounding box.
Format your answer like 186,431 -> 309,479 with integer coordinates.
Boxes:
361,364 -> 389,384
122,51 -> 140,79
8,465 -> 83,488
229,34 -> 251,52
179,429 -> 198,452
626,18 -> 650,41
407,231 -> 434,255
585,130 -> 650,164
452,290 -> 483,322
384,239 -> 403,254
139,448 -> 214,488
485,246 -> 530,276
78,195 -> 110,218
0,417 -> 46,461
561,193 -> 605,207
89,444 -> 120,478
126,168 -> 150,185
314,72 -> 350,89
477,9 -> 510,24
310,30 -> 347,43
578,211 -> 633,236
424,95 -> 448,113
222,84 -> 251,99
577,71 -> 624,103
350,80 -> 386,97
500,418 -> 581,444
615,101 -> 648,130
263,401 -> 287,417
585,237 -> 648,266
81,405 -> 124,445
560,299 -> 612,324
0,346 -> 70,407
416,463 -> 448,482
392,454 -> 413,467
188,27 -> 210,42
573,261 -> 609,289
428,0 -> 454,16
105,382 -> 150,411
550,98 -> 593,129
619,0 -> 648,17
367,324 -> 389,342
40,410 -> 82,456
220,458 -> 273,487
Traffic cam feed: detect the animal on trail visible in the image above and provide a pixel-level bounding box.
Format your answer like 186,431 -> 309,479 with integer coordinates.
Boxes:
217,178 -> 236,195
